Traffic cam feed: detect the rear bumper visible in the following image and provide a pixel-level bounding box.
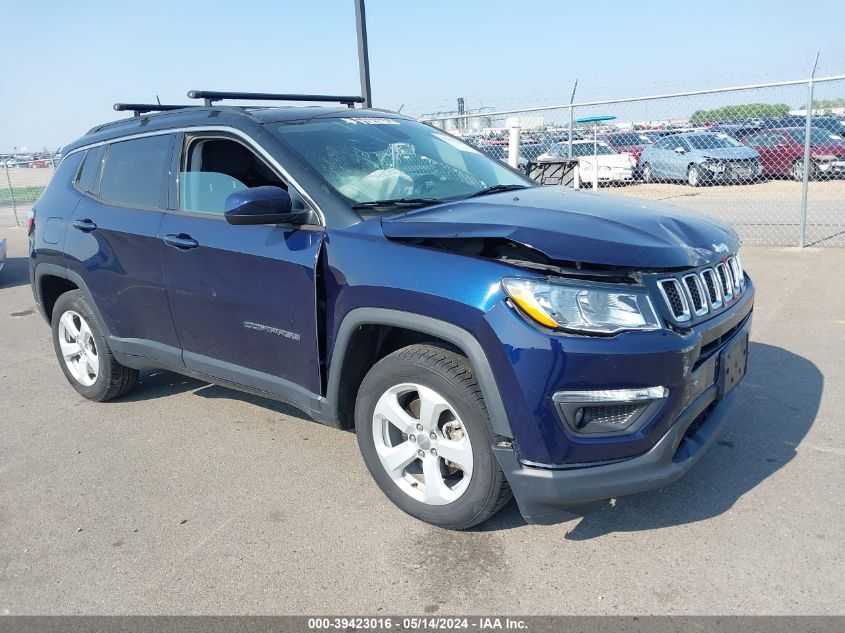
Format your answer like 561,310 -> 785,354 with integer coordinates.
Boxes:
495,386 -> 737,524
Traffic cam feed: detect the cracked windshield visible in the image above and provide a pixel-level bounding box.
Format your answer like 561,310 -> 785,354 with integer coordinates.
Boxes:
271,116 -> 529,211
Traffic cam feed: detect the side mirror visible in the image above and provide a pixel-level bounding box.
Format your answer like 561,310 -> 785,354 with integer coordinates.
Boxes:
674,146 -> 686,154
224,186 -> 305,226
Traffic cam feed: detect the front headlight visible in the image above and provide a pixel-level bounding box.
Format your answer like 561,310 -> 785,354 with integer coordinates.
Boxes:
502,277 -> 662,334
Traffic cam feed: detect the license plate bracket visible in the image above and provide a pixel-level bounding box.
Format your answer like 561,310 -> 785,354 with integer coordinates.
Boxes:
717,331 -> 749,398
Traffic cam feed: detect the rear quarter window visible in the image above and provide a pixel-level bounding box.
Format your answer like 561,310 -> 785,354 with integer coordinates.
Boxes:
99,135 -> 172,209
76,145 -> 105,194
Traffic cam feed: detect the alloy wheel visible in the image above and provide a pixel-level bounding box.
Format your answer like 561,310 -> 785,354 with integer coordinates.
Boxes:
57,310 -> 99,386
371,382 -> 473,505
688,165 -> 700,186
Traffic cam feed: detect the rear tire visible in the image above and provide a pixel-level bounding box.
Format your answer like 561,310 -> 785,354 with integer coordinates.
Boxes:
641,162 -> 654,183
51,290 -> 138,401
355,344 -> 511,530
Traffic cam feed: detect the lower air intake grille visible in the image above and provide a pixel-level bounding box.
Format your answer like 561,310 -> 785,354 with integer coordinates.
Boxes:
580,404 -> 642,427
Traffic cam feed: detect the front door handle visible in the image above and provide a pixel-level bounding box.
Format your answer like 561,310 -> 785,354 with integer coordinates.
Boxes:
72,219 -> 98,232
163,233 -> 199,250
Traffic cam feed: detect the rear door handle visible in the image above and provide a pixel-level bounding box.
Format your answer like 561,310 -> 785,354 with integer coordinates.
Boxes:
72,219 -> 98,232
163,233 -> 199,250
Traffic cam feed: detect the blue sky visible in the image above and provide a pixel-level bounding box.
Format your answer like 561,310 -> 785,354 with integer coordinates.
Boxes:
0,0 -> 841,152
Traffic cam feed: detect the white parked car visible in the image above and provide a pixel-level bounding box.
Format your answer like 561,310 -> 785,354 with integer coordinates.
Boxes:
537,140 -> 635,185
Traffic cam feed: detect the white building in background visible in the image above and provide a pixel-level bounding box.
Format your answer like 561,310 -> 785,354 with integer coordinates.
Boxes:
505,116 -> 544,130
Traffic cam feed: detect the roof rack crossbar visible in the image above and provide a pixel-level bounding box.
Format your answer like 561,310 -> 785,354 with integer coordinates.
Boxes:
187,90 -> 365,108
114,103 -> 196,117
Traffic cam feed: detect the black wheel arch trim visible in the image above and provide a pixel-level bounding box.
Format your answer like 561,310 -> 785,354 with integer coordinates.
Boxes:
33,263 -> 109,328
327,308 -> 513,439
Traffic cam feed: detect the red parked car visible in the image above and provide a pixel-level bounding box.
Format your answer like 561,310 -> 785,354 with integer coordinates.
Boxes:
603,131 -> 660,173
739,127 -> 845,180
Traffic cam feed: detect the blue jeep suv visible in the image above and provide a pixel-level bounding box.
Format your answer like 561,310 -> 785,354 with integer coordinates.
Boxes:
28,92 -> 753,529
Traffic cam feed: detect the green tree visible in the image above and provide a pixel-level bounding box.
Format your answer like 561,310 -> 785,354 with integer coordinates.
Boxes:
689,103 -> 790,124
809,98 -> 845,114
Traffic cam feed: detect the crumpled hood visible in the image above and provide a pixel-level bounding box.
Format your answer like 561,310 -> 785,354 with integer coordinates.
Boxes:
381,187 -> 740,269
698,146 -> 760,160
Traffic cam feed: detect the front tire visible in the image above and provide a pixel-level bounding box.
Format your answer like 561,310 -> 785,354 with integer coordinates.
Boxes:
688,164 -> 704,187
51,290 -> 138,401
792,159 -> 816,181
641,162 -> 654,183
355,344 -> 511,530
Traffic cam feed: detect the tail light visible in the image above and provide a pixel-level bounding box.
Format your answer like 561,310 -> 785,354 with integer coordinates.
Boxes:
27,209 -> 35,237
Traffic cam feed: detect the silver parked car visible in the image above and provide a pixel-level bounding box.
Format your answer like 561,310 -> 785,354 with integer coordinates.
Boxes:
639,132 -> 762,186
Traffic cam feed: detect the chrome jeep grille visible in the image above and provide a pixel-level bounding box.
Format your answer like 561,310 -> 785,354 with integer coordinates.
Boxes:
654,255 -> 745,325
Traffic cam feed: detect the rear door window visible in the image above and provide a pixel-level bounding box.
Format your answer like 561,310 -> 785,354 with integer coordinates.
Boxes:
99,135 -> 172,209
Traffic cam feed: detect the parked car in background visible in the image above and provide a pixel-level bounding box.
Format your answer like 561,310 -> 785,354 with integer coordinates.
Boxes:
603,131 -> 659,172
538,140 -> 635,185
29,158 -> 49,168
739,127 -> 845,180
0,237 -> 6,274
707,123 -> 763,139
476,142 -> 529,170
760,116 -> 845,137
639,132 -> 762,186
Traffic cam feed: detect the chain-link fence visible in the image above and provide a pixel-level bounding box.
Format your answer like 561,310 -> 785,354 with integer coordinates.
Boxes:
1,154 -> 58,228
422,75 -> 845,247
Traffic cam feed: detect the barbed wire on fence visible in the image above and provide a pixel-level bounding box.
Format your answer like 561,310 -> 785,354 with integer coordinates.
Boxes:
2,72 -> 844,248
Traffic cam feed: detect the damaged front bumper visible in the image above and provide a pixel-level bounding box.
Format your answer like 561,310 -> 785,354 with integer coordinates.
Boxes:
493,314 -> 751,525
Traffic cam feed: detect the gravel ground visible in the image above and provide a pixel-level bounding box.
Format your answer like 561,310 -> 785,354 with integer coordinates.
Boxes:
0,227 -> 843,615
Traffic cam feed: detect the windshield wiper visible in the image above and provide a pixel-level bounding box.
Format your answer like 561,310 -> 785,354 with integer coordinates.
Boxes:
466,184 -> 530,199
351,198 -> 444,210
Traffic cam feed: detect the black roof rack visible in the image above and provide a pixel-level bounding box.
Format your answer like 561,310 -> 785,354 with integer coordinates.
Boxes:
187,90 -> 365,108
114,103 -> 196,117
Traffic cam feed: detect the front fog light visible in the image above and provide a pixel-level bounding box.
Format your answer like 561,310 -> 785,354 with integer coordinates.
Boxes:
553,387 -> 668,436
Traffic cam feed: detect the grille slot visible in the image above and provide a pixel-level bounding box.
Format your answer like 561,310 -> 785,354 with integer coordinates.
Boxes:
657,278 -> 690,321
682,274 -> 708,316
727,256 -> 742,293
716,263 -> 734,302
700,268 -> 723,309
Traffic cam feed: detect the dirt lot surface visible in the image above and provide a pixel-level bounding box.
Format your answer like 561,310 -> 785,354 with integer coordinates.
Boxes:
1,227 -> 844,615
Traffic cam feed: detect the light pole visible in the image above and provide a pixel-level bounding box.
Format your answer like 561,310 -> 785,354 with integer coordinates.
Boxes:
354,0 -> 373,108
